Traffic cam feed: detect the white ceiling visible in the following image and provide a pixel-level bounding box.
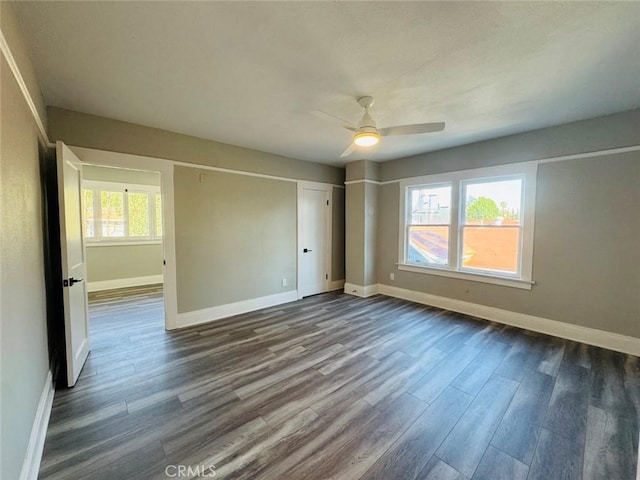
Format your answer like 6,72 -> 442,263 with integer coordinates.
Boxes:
13,1 -> 640,166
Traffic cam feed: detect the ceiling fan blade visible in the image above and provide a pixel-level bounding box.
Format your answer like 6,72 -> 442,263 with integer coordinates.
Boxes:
312,110 -> 357,132
340,143 -> 357,158
379,122 -> 445,137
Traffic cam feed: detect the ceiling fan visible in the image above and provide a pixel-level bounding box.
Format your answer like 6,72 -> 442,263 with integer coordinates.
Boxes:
314,96 -> 445,158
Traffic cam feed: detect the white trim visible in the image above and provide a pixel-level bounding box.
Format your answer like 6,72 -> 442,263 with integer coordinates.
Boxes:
343,282 -> 379,298
328,279 -> 345,291
175,160 -> 295,182
67,147 -> 179,330
297,181 -> 332,299
19,370 -> 54,480
536,145 -> 640,164
398,162 -> 537,288
344,179 -> 385,186
361,145 -> 640,185
397,264 -> 534,290
83,179 -> 160,193
177,290 -> 299,328
0,29 -> 51,146
637,438 -> 640,480
377,284 -> 640,357
85,240 -> 162,247
87,274 -> 164,292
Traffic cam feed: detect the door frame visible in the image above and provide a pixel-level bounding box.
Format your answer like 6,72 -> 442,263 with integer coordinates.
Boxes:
69,146 -> 179,330
297,181 -> 332,299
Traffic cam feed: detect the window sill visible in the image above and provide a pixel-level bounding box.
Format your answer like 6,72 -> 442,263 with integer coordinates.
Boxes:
86,240 -> 162,247
396,263 -> 534,290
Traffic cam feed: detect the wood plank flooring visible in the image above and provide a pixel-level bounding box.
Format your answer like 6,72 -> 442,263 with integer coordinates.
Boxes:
40,292 -> 639,479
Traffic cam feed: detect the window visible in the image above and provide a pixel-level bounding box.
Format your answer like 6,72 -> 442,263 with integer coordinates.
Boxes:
399,162 -> 537,289
82,180 -> 162,243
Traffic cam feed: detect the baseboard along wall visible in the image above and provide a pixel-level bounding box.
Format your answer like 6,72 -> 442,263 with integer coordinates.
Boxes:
87,274 -> 164,292
176,290 -> 299,329
19,370 -> 54,480
344,282 -> 640,357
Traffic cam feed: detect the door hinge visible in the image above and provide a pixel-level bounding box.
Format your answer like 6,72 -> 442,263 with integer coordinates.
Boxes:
326,274 -> 328,280
163,259 -> 166,265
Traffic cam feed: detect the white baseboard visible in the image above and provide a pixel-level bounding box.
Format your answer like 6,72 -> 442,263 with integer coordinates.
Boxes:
87,274 -> 163,292
177,290 -> 299,328
377,284 -> 640,356
328,279 -> 345,291
19,370 -> 54,480
344,282 -> 380,298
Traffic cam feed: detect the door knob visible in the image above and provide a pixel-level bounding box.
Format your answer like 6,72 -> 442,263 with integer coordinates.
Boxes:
303,248 -> 312,253
69,277 -> 84,286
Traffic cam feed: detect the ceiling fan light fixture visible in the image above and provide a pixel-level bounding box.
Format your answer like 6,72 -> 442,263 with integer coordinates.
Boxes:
353,131 -> 380,147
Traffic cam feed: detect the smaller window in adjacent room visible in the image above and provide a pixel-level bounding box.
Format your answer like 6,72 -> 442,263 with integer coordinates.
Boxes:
82,180 -> 162,243
399,162 -> 537,289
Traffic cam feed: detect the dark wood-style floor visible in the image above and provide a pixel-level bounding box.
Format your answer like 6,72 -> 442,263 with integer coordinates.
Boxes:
40,291 -> 639,480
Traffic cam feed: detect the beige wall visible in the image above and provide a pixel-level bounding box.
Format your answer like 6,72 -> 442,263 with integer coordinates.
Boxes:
0,1 -> 46,127
0,40 -> 49,480
86,245 -> 162,282
374,110 -> 640,339
48,107 -> 345,185
174,166 -> 298,313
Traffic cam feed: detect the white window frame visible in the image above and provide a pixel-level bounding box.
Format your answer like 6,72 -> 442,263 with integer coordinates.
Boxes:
82,180 -> 163,246
398,162 -> 537,290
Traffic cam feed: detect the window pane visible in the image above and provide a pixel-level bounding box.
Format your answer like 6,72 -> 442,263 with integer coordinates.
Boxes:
155,194 -> 162,237
407,225 -> 449,266
100,191 -> 124,237
128,192 -> 149,237
82,189 -> 94,238
409,185 -> 451,225
462,226 -> 520,273
464,178 -> 522,225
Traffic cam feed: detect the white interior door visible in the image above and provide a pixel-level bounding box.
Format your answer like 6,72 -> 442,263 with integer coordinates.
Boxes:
299,184 -> 329,297
57,142 -> 90,387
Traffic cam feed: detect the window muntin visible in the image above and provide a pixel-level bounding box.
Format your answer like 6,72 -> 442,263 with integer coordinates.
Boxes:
399,163 -> 536,287
460,177 -> 523,276
100,190 -> 125,237
81,181 -> 162,243
406,184 -> 452,266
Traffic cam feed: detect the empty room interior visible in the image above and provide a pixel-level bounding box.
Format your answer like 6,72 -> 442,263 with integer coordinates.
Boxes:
2,2 -> 640,479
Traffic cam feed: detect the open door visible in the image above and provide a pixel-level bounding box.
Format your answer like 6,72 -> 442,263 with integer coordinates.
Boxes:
57,142 -> 90,387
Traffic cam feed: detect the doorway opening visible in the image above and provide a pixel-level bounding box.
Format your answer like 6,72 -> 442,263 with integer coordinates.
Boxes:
79,164 -> 167,372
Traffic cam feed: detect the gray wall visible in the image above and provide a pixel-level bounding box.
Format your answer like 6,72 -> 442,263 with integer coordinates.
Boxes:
82,165 -> 163,284
48,109 -> 347,310
174,166 -> 298,313
380,109 -> 640,181
48,107 -> 345,185
345,161 -> 379,288
375,110 -> 640,338
331,187 -> 345,282
0,4 -> 50,477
